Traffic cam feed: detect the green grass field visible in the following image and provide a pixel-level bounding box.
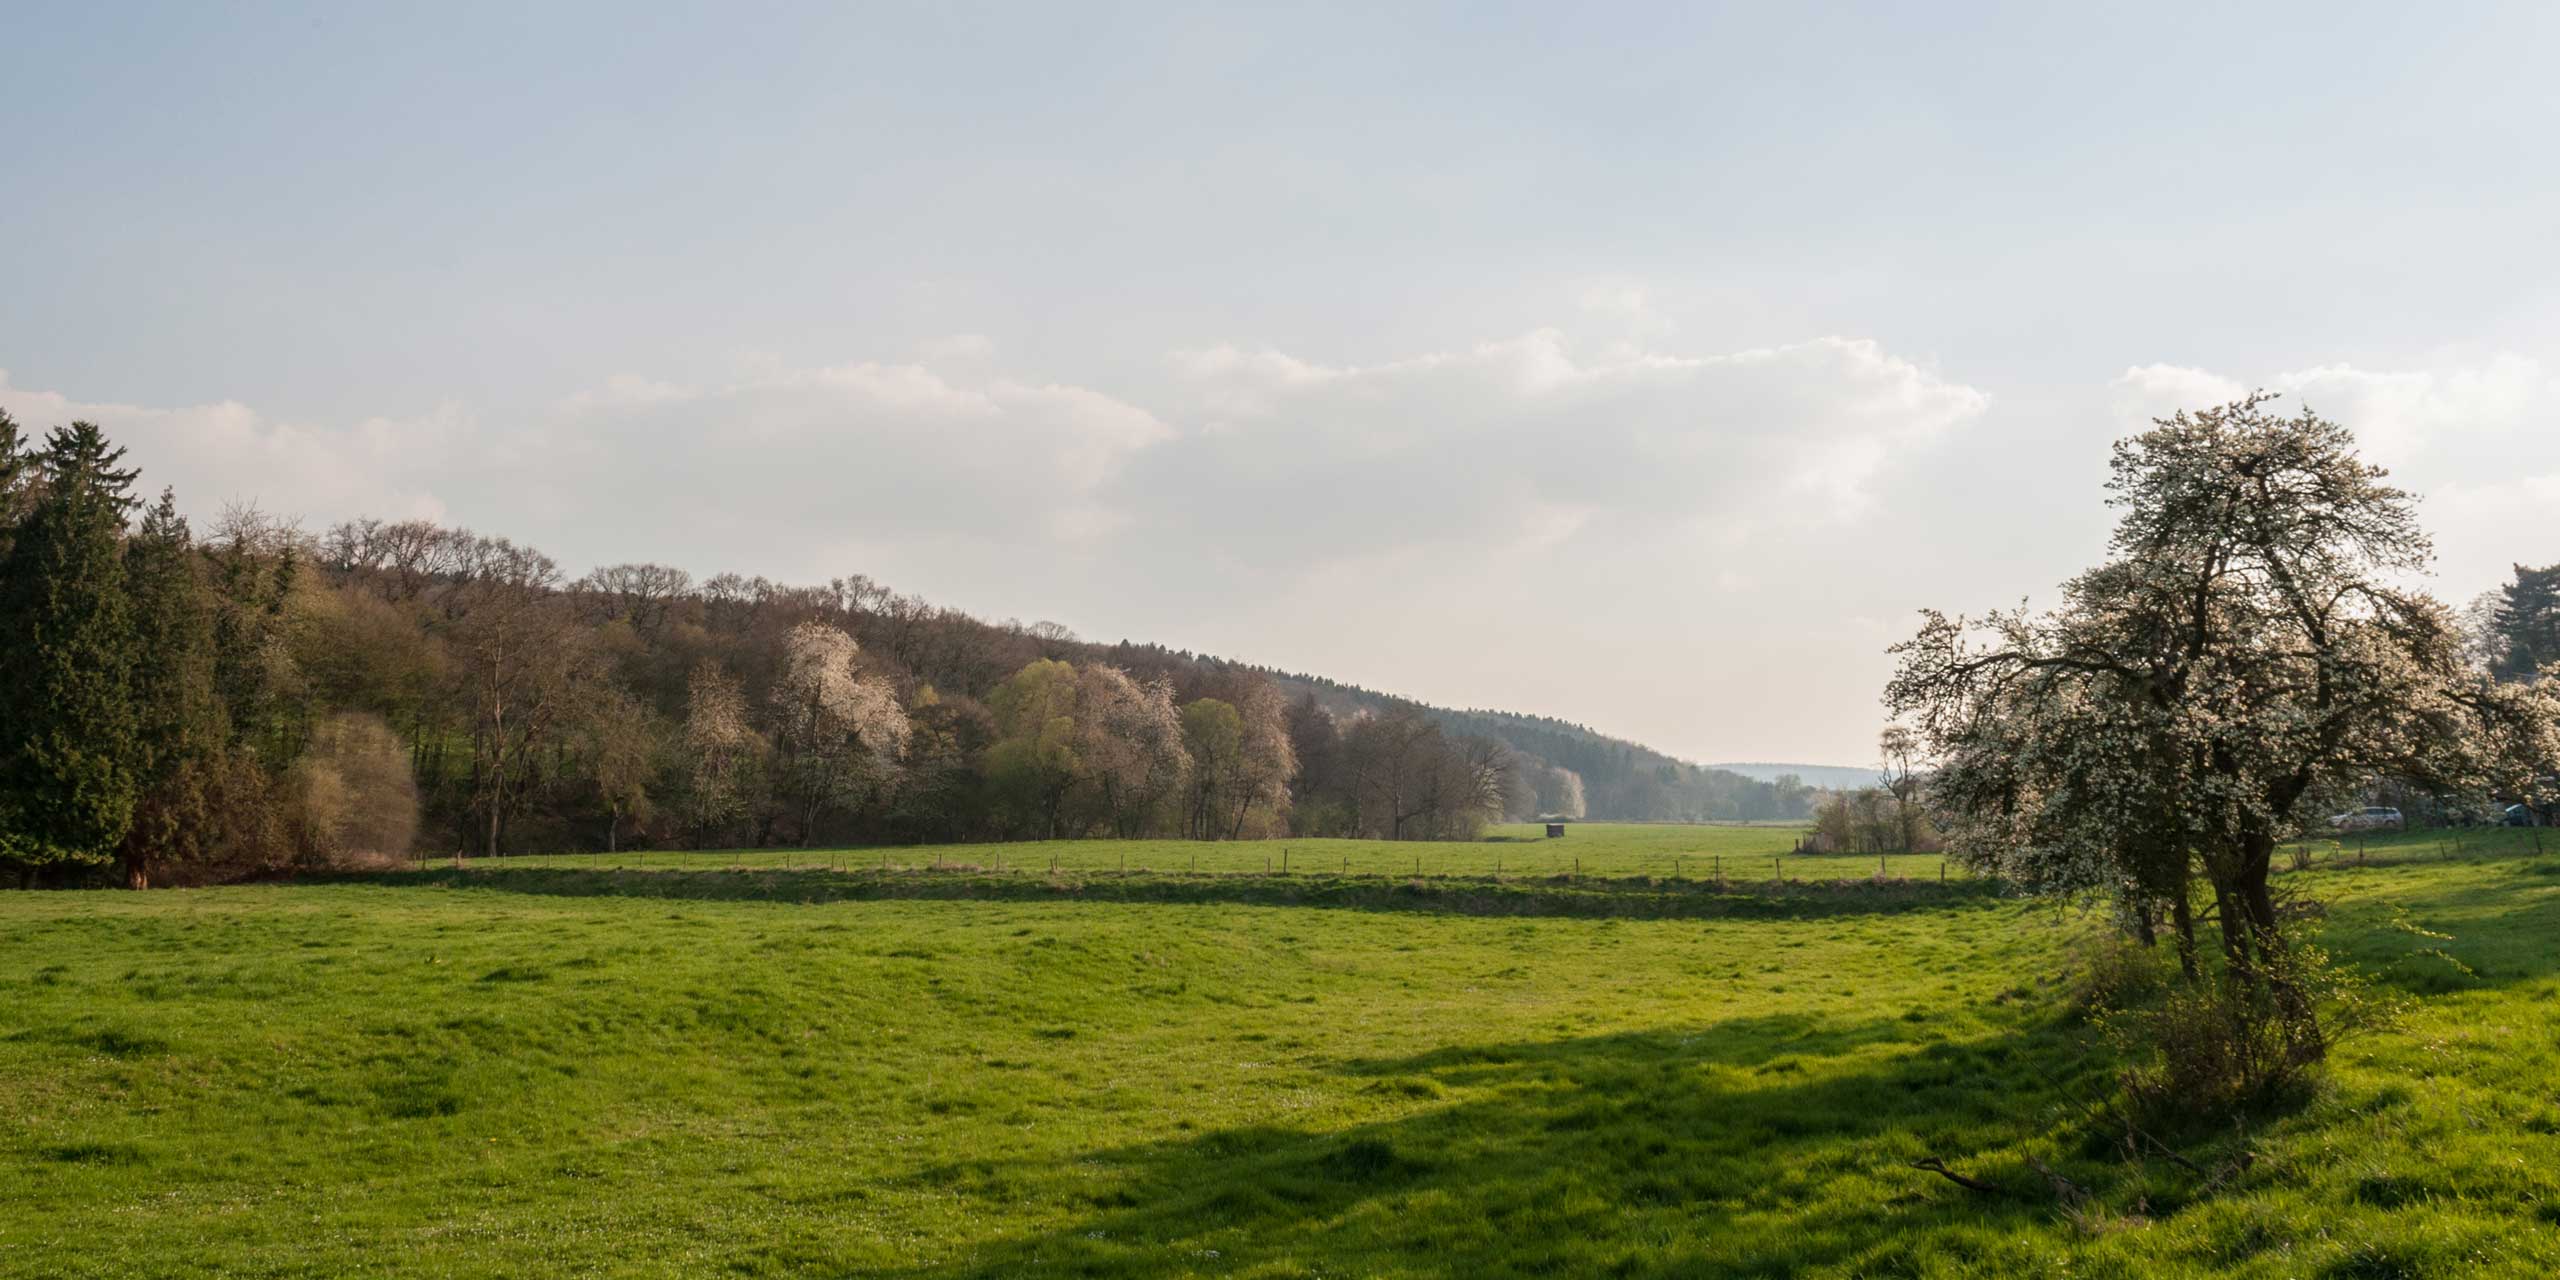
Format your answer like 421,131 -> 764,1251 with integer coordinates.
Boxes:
485,822 -> 1956,884
6,826 -> 2558,1277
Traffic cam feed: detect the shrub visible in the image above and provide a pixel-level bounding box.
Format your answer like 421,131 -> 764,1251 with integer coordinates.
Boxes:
286,713 -> 419,866
2102,936 -> 2400,1125
2067,933 -> 2171,1020
138,748 -> 291,886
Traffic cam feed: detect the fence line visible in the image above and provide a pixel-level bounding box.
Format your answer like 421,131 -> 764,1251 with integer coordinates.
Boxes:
455,845 -> 1981,890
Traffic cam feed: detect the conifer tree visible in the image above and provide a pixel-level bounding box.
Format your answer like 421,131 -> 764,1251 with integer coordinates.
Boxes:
2493,563 -> 2560,683
202,507 -> 306,765
0,409 -> 32,555
120,489 -> 225,888
0,422 -> 142,881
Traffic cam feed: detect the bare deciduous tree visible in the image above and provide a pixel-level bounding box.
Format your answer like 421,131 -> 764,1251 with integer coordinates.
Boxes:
442,539 -> 594,859
681,660 -> 762,846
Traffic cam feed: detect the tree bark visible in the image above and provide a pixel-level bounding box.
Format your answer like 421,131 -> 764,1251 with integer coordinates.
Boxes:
2211,878 -> 2252,978
2171,889 -> 2199,983
2236,832 -> 2323,1058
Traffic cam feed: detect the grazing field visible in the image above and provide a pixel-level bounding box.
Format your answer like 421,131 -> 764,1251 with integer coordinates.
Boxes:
484,822 -> 1958,884
5,828 -> 2559,1277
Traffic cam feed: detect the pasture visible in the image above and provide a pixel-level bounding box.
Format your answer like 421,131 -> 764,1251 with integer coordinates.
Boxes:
4,826 -> 2558,1277
486,822 -> 1949,884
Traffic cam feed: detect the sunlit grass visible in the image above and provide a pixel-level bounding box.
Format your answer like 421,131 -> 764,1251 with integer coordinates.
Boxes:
3,825 -> 2556,1276
480,821 -> 1962,885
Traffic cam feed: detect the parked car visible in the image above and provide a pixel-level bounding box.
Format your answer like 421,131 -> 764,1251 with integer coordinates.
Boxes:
2506,804 -> 2539,827
2327,806 -> 2404,832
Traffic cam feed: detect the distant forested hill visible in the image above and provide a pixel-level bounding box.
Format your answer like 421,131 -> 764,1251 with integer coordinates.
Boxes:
1169,664 -> 1821,823
1709,762 -> 1879,792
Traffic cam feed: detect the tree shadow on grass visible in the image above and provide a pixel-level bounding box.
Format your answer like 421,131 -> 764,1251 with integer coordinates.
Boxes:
871,1013 -> 2159,1279
322,865 -> 2016,924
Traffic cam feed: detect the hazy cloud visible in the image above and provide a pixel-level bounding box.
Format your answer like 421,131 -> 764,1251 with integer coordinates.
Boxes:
2113,354 -> 2560,594
0,370 -> 463,524
1134,331 -> 1988,572
5,328 -> 1986,588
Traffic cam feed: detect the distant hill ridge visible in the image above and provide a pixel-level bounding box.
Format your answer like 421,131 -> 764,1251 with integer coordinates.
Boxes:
1084,647 -> 1828,823
1708,762 -> 1880,791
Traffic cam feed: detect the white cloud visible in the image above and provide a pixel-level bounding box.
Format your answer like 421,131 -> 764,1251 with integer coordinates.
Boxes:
0,358 -> 1175,574
2113,363 -> 2247,423
2111,353 -> 2560,596
0,327 -> 1986,622
2275,356 -> 2548,469
2115,354 -> 2554,471
0,370 -> 461,526
1137,331 -> 1987,571
538,360 -> 1175,558
2431,473 -> 2560,598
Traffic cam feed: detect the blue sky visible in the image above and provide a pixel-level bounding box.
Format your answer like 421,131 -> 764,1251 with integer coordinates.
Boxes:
6,2 -> 2558,763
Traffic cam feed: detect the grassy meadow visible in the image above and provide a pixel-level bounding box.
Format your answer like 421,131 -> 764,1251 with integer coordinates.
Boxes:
5,826 -> 2559,1277
486,822 -> 1954,884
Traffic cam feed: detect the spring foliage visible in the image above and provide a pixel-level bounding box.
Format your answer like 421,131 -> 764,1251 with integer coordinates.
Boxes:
1890,393 -> 2560,1057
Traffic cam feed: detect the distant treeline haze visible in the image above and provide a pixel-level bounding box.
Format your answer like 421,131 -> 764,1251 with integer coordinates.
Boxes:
0,415 -> 1820,887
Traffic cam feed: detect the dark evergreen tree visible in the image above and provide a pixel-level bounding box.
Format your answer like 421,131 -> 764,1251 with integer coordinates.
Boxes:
120,490 -> 226,888
2493,562 -> 2560,683
204,516 -> 305,765
0,422 -> 142,882
0,409 -> 32,554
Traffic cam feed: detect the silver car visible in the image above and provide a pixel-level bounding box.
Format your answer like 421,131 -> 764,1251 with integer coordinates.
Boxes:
2327,806 -> 2404,831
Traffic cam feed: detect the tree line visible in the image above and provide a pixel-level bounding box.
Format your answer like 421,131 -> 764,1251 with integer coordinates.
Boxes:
0,415 -> 1546,887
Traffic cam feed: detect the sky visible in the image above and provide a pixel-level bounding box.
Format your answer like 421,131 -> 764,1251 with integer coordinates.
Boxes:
5,2 -> 2558,766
